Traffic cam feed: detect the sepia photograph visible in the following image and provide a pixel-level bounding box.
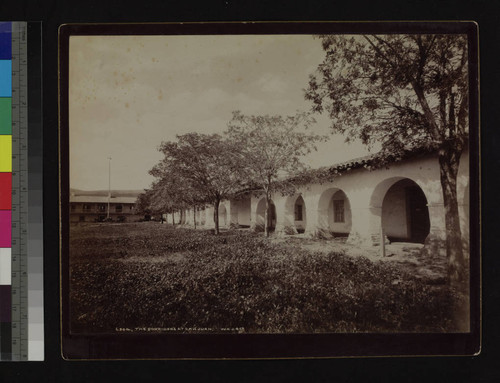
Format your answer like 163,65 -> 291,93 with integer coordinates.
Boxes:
60,23 -> 479,358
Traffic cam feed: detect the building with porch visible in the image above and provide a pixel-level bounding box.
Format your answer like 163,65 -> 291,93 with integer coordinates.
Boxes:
69,189 -> 142,224
165,148 -> 470,249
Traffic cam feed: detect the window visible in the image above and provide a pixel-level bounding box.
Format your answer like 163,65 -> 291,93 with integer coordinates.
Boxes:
83,204 -> 92,212
294,203 -> 303,221
334,200 -> 344,222
115,204 -> 123,213
98,204 -> 106,212
71,204 -> 76,212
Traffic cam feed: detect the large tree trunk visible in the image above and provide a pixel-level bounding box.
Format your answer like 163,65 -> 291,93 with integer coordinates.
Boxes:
438,149 -> 465,286
214,199 -> 220,235
264,193 -> 270,238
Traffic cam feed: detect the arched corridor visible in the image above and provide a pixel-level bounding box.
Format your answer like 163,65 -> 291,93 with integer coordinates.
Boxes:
317,188 -> 352,238
293,195 -> 307,233
256,198 -> 277,232
378,178 -> 431,243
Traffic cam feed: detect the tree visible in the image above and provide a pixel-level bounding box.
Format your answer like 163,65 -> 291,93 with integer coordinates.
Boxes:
227,111 -> 324,237
136,181 -> 177,223
135,189 -> 152,217
305,34 -> 469,284
149,163 -> 206,228
154,133 -> 243,235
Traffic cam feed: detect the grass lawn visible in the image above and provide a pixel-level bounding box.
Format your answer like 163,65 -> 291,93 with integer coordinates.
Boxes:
69,222 -> 467,334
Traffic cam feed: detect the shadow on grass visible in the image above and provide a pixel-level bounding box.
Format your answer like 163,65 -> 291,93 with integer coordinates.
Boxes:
69,223 -> 468,334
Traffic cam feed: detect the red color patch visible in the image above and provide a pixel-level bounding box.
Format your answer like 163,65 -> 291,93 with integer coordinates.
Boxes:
0,172 -> 11,210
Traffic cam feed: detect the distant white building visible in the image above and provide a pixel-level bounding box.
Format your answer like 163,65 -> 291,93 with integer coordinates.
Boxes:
69,190 -> 141,224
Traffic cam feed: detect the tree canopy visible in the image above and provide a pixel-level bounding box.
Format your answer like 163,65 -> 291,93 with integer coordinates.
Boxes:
227,111 -> 324,236
306,34 -> 468,161
151,132 -> 243,234
305,34 -> 469,284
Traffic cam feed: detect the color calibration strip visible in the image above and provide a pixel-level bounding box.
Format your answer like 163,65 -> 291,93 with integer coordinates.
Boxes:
0,22 -> 43,361
0,21 -> 14,361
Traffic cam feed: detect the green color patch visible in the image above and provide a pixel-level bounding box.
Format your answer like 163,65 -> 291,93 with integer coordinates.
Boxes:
0,98 -> 11,135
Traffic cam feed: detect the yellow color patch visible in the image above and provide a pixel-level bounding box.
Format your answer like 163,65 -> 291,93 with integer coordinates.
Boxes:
0,135 -> 12,172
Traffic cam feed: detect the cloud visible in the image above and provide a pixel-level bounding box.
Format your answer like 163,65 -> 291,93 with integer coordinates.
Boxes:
256,73 -> 288,93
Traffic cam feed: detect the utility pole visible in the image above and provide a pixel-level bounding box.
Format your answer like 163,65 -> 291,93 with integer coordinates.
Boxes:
107,156 -> 112,219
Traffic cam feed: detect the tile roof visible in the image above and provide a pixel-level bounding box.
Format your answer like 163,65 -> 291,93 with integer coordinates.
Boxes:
70,195 -> 138,204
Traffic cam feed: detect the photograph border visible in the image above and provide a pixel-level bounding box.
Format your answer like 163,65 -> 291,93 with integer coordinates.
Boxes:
59,21 -> 480,359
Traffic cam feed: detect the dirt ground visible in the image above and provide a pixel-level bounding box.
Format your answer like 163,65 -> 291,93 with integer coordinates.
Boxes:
270,234 -> 448,283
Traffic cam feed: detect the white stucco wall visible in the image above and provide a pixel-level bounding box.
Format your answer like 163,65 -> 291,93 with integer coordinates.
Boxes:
177,149 -> 470,250
381,183 -> 408,239
231,197 -> 251,227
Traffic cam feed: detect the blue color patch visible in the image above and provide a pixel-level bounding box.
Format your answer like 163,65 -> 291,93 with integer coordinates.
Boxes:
0,33 -> 11,60
0,22 -> 11,60
0,22 -> 11,34
0,60 -> 11,97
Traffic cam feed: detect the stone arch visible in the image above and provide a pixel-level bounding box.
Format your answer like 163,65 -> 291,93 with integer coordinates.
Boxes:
293,195 -> 307,233
283,194 -> 307,234
256,197 -> 276,232
230,196 -> 251,228
317,188 -> 352,238
373,177 -> 430,243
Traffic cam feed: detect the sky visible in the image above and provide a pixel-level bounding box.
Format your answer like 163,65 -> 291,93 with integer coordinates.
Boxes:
69,34 -> 373,191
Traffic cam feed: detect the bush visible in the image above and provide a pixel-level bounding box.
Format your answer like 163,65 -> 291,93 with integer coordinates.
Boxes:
283,225 -> 296,235
312,228 -> 332,240
69,224 -> 463,334
254,223 -> 265,233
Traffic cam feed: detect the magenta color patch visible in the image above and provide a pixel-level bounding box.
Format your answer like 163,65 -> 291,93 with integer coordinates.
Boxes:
0,210 -> 11,247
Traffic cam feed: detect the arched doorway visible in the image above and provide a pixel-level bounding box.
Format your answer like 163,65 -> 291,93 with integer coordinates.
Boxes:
256,198 -> 276,232
293,195 -> 307,233
380,178 -> 430,243
317,188 -> 352,238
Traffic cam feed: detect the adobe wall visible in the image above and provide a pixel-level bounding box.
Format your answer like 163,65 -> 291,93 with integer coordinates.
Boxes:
175,149 -> 470,250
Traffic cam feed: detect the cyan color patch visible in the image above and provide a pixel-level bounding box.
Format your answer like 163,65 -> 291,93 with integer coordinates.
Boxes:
0,60 -> 11,97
